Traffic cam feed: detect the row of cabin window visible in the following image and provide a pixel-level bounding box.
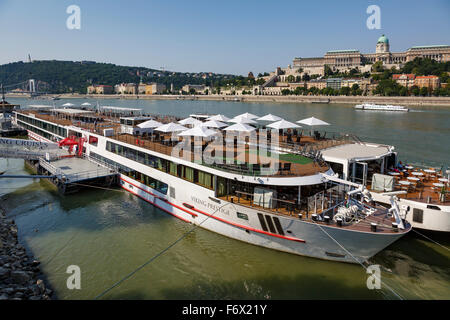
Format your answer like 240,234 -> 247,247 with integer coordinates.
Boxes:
17,114 -> 67,137
17,121 -> 58,141
90,151 -> 168,195
106,141 -> 214,190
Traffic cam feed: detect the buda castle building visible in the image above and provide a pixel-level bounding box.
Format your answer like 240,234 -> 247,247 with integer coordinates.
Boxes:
292,35 -> 450,75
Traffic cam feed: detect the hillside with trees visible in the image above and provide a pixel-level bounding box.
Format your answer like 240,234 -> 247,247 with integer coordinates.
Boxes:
0,60 -> 236,94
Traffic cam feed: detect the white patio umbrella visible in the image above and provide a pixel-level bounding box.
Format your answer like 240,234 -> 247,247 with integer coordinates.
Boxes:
267,119 -> 301,130
297,117 -> 330,135
177,126 -> 218,137
137,119 -> 162,129
229,116 -> 258,124
62,103 -> 75,107
155,122 -> 188,133
199,120 -> 228,128
81,102 -> 92,107
207,114 -> 230,122
257,114 -> 283,122
236,112 -> 258,119
178,117 -> 203,126
223,123 -> 256,132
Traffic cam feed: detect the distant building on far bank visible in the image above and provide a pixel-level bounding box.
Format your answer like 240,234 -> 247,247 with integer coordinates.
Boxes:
326,78 -> 342,90
87,85 -> 113,94
393,74 -> 416,88
293,35 -> 450,76
415,76 -> 440,90
182,84 -> 208,94
145,83 -> 166,95
306,79 -> 327,90
138,83 -> 147,94
115,83 -> 138,94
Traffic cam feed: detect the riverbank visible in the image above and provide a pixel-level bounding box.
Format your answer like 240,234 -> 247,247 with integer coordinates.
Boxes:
7,93 -> 450,107
0,207 -> 53,300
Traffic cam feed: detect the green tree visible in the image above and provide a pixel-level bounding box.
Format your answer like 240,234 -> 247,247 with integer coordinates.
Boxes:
255,78 -> 264,85
399,86 -> 408,96
440,71 -> 449,84
371,61 -> 384,73
339,87 -> 351,96
410,85 -> 420,96
349,68 -> 359,76
324,65 -> 333,77
419,87 -> 428,96
374,79 -> 403,96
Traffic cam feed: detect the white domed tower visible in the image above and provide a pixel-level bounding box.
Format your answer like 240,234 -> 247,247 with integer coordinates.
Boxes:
376,34 -> 390,53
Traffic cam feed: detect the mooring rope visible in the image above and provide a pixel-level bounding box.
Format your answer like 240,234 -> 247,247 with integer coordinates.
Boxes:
311,220 -> 404,300
411,228 -> 449,251
93,199 -> 235,300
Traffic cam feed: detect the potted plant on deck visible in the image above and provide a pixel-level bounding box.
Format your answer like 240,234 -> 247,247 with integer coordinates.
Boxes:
439,186 -> 447,203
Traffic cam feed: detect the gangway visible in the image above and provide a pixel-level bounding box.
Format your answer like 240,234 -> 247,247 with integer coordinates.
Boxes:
0,137 -> 119,194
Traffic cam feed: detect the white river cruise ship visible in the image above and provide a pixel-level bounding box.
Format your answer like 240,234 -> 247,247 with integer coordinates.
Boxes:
11,106 -> 416,264
355,103 -> 409,112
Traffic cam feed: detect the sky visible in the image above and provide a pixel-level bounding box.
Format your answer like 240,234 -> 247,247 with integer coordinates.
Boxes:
0,0 -> 449,75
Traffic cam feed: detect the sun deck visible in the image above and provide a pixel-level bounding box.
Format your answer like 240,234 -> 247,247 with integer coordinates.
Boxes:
18,109 -> 339,178
373,167 -> 449,206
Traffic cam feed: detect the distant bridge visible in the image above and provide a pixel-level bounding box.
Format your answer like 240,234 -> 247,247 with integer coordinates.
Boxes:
3,79 -> 50,96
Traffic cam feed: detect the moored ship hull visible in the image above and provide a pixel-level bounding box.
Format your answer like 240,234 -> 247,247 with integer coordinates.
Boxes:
13,108 -> 411,264
119,174 -> 410,264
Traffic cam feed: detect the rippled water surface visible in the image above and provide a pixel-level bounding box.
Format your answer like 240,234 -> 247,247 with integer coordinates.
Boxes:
1,98 -> 449,299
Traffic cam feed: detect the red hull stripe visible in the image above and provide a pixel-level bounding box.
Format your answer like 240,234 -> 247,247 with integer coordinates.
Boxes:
121,184 -> 191,223
189,206 -> 306,243
120,177 -> 197,217
120,177 -> 305,243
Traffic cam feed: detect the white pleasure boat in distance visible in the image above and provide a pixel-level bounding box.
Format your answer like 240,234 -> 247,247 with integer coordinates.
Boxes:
12,107 -> 412,264
355,103 -> 409,112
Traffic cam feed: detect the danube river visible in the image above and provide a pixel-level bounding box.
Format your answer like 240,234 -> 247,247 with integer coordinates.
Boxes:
1,98 -> 449,300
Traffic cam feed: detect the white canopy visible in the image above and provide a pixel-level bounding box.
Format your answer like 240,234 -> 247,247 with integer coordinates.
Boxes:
62,103 -> 75,107
207,114 -> 231,122
81,102 -> 92,106
27,105 -> 54,109
236,112 -> 258,119
154,122 -> 188,133
297,117 -> 329,135
200,120 -> 228,128
229,117 -> 258,124
297,117 -> 330,126
178,117 -> 203,126
267,119 -> 301,130
178,126 -> 218,137
223,123 -> 256,132
52,108 -> 94,115
101,106 -> 142,113
257,114 -> 283,122
137,119 -> 162,129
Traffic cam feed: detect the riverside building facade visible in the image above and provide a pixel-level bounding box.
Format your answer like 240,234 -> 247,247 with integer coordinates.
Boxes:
293,35 -> 450,75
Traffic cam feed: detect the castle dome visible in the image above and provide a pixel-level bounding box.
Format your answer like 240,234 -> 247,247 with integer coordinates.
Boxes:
377,34 -> 389,44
